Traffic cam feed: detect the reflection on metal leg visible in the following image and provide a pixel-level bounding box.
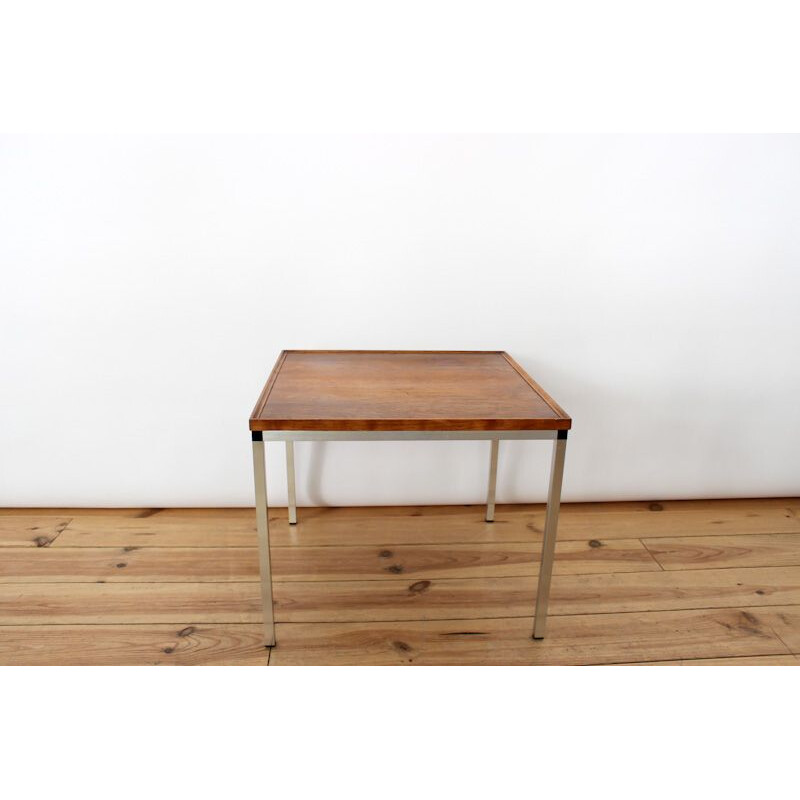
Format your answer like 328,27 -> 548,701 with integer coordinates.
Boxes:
286,440 -> 297,524
252,434 -> 276,647
486,439 -> 499,522
532,431 -> 567,640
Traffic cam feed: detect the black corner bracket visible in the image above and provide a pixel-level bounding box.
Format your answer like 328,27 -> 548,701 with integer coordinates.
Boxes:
557,429 -> 568,440
251,431 -> 263,441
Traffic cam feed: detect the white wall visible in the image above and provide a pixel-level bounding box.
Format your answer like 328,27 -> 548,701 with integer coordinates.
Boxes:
1,135 -> 799,507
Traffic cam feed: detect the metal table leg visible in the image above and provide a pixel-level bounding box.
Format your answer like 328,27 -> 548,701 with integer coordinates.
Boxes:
253,428 -> 564,647
533,430 -> 567,639
485,438 -> 499,522
252,432 -> 276,647
286,440 -> 297,525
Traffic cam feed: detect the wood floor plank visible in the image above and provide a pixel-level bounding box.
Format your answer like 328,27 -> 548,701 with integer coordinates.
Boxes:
146,498 -> 794,519
287,503 -> 800,540
265,567 -> 800,623
269,608 -> 791,665
53,517 -> 260,548
53,501 -> 800,549
4,567 -> 799,626
0,583 -> 261,624
0,497 -> 800,519
0,517 -> 71,547
0,508 -> 146,517
645,534 -> 800,571
624,655 -> 799,665
272,538 -> 659,580
557,508 -> 800,539
0,538 -> 659,583
0,624 -> 269,665
0,547 -> 260,583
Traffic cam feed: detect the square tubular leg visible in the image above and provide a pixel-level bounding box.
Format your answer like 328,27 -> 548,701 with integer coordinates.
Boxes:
252,433 -> 276,647
532,431 -> 567,639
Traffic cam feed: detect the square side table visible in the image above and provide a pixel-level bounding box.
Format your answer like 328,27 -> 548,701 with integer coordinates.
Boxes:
249,350 -> 571,647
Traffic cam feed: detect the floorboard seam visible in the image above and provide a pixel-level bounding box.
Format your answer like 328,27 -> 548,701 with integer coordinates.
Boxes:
586,652 -> 795,666
638,537 -> 666,570
45,518 -> 73,547
4,606 -> 800,626
3,604 -> 800,628
45,529 -> 800,548
0,568 -> 667,584
759,619 -> 795,656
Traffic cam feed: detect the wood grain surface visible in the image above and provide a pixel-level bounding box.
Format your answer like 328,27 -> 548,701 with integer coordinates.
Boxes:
51,501 -> 800,548
1,499 -> 799,665
267,608 -> 793,666
250,350 -> 571,431
0,539 -> 659,583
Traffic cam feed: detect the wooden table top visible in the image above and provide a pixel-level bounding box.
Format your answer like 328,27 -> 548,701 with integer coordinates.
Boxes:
249,350 -> 571,432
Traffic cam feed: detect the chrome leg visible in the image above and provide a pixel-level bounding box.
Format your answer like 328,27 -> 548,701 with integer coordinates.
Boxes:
533,431 -> 567,639
252,433 -> 276,647
485,438 -> 499,522
286,440 -> 297,524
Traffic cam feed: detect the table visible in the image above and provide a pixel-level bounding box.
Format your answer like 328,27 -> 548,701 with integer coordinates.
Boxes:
249,350 -> 571,647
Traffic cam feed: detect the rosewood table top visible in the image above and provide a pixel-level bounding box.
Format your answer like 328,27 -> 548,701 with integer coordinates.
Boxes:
250,350 -> 571,433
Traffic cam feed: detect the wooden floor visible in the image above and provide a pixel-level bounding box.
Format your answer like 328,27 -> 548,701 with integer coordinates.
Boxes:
2,499 -> 800,665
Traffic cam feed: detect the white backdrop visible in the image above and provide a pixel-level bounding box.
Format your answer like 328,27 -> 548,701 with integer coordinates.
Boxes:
1,134 -> 799,507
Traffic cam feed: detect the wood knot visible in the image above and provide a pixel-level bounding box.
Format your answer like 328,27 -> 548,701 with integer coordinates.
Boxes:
648,502 -> 664,511
755,589 -> 766,595
177,626 -> 195,637
386,564 -> 404,574
408,580 -> 431,594
123,546 -> 139,552
588,539 -> 602,548
526,522 -> 543,534
115,562 -> 127,568
378,550 -> 393,558
391,640 -> 412,652
163,646 -> 175,654
33,536 -> 50,547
